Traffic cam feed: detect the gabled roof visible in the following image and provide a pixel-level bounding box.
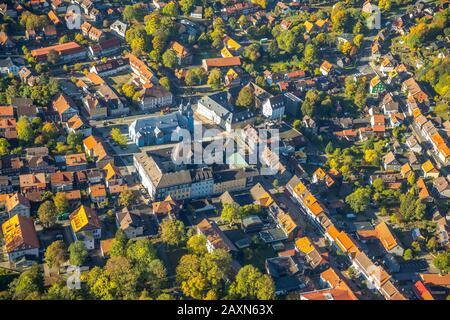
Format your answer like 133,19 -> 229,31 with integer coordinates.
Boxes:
374,221 -> 399,251
420,273 -> 450,287
103,162 -> 121,181
152,195 -> 178,215
6,193 -> 30,212
2,215 -> 39,253
52,93 -> 76,116
70,205 -> 101,233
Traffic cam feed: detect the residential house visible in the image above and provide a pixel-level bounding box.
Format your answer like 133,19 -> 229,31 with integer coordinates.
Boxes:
5,193 -> 31,218
138,85 -> 173,111
66,115 -> 92,136
52,93 -> 79,122
421,160 -> 440,179
116,207 -> 144,239
31,42 -> 86,63
197,218 -> 238,254
262,95 -> 285,120
0,118 -> 17,140
88,38 -> 121,59
110,20 -> 127,39
133,152 -> 192,201
11,97 -> 37,118
383,151 -> 402,171
1,215 -> 39,262
320,60 -> 333,76
152,195 -> 180,221
19,173 -> 47,194
370,76 -> 385,95
50,171 -> 74,192
357,221 -> 404,256
89,184 -> 107,204
406,135 -> 422,153
70,205 -> 101,250
127,53 -> 158,85
170,41 -> 193,65
196,91 -> 255,132
433,177 -> 450,198
103,163 -> 123,188
65,153 -> 88,172
82,94 -> 108,120
0,57 -> 19,76
402,78 -> 429,104
0,31 -> 14,51
202,57 -> 241,72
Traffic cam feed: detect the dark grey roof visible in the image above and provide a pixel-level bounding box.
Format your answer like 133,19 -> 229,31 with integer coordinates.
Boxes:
199,92 -> 254,125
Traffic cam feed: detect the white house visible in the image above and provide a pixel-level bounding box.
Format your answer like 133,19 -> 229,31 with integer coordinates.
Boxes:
110,20 -> 127,39
262,95 -> 285,120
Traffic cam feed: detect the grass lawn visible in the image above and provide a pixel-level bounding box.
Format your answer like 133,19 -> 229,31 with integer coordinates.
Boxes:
239,243 -> 276,272
0,268 -> 19,291
108,72 -> 133,92
158,246 -> 188,278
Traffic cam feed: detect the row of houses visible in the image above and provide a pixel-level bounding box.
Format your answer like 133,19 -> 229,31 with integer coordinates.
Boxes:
286,175 -> 406,300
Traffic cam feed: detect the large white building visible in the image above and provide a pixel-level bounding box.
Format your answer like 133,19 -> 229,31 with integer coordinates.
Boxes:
262,95 -> 285,120
196,92 -> 255,132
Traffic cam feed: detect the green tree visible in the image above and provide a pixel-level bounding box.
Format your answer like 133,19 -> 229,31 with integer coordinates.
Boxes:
403,248 -> 413,261
104,256 -> 139,299
69,241 -> 88,266
229,265 -> 275,300
45,281 -> 79,300
179,0 -> 195,15
54,192 -> 69,214
42,122 -> 58,141
399,193 -> 425,221
87,267 -> 114,300
118,190 -> 135,207
17,116 -> 35,144
221,203 -> 241,225
325,141 -> 334,154
162,2 -> 178,16
10,264 -> 43,300
378,0 -> 392,11
372,178 -> 384,192
433,251 -> 450,274
47,49 -> 59,65
345,187 -> 372,213
110,229 -> 129,258
303,43 -> 317,65
207,68 -> 222,89
407,172 -> 416,186
162,49 -> 178,69
187,234 -> 208,256
301,90 -> 321,118
353,34 -> 364,48
159,76 -> 171,91
236,86 -> 255,108
0,138 -> 9,155
243,44 -> 261,62
38,200 -> 58,228
111,128 -> 127,145
45,241 -> 67,272
122,3 -> 146,23
426,237 -> 437,252
160,219 -> 186,247
176,249 -> 232,299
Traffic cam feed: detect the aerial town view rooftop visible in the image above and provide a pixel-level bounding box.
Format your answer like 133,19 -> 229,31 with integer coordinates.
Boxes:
0,0 -> 448,305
